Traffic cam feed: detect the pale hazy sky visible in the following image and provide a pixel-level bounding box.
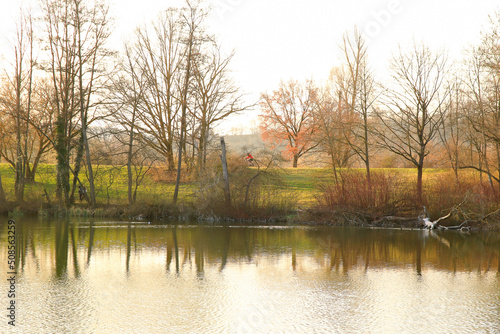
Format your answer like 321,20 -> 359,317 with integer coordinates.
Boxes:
1,0 -> 499,132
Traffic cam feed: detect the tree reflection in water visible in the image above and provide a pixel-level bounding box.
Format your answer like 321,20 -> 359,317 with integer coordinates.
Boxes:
3,220 -> 499,278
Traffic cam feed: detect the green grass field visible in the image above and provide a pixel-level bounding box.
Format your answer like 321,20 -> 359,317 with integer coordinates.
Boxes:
0,163 -> 493,216
0,163 -> 196,206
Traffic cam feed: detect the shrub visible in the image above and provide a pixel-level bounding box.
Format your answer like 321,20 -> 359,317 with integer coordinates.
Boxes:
424,171 -> 500,225
315,169 -> 419,221
194,150 -> 297,220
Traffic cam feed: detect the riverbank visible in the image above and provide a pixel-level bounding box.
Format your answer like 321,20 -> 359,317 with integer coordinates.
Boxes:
1,165 -> 499,231
2,200 -> 499,232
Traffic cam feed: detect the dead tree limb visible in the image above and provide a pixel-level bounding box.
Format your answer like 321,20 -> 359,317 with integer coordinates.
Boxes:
417,193 -> 500,231
372,216 -> 416,225
420,206 -> 452,229
419,195 -> 473,230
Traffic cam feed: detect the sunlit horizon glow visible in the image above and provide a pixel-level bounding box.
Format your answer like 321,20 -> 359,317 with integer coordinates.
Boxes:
1,0 -> 498,133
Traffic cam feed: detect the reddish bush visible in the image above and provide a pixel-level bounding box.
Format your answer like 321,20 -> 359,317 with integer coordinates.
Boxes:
316,169 -> 500,227
424,171 -> 500,223
316,169 -> 418,219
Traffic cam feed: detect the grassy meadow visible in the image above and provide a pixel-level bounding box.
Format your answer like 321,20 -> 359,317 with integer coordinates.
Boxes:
0,163 -> 196,206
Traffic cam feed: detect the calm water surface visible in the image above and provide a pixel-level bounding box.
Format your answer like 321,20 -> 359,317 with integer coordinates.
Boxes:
0,218 -> 499,333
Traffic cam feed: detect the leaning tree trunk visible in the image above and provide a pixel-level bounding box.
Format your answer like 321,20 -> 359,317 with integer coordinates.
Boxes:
70,135 -> 85,204
78,44 -> 96,207
55,114 -> 71,207
173,21 -> 195,204
81,116 -> 96,206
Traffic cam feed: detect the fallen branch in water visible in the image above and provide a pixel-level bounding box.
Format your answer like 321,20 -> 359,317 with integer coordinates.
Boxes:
419,196 -> 471,231
420,206 -> 452,229
416,194 -> 500,231
467,207 -> 500,224
372,216 -> 416,226
419,206 -> 470,230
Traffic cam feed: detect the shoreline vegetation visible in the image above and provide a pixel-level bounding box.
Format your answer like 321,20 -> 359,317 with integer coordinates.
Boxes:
1,163 -> 499,231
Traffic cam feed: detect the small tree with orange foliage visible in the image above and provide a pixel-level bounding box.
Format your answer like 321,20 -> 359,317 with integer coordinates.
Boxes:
259,80 -> 319,167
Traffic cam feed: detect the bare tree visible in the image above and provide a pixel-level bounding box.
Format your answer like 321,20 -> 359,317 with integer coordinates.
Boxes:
41,0 -> 79,206
313,28 -> 377,179
73,0 -> 112,207
0,8 -> 36,203
109,43 -> 150,205
438,75 -> 467,183
173,0 -> 207,203
462,49 -> 493,186
459,12 -> 500,192
337,28 -> 378,185
114,1 -> 243,203
374,43 -> 449,202
191,46 -> 251,169
314,81 -> 355,178
40,0 -> 111,206
0,77 -> 56,183
128,8 -> 184,172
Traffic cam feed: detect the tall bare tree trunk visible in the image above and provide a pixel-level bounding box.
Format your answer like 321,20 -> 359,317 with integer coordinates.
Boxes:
12,10 -> 35,203
15,80 -> 24,203
75,0 -> 96,207
374,43 -> 448,205
339,27 -> 374,187
173,5 -> 197,204
417,161 -> 424,204
363,110 -> 371,186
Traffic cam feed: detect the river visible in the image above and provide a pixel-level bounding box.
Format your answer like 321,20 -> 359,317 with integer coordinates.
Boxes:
0,218 -> 499,333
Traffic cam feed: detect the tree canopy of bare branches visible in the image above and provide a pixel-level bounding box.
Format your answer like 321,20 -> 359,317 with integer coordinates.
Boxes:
374,42 -> 449,202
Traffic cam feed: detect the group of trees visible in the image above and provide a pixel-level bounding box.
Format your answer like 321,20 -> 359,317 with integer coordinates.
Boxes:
259,14 -> 500,202
0,0 -> 247,207
1,0 -> 499,210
